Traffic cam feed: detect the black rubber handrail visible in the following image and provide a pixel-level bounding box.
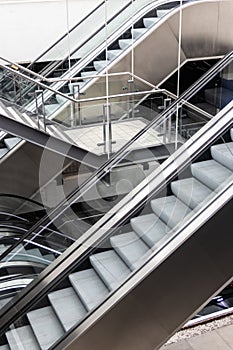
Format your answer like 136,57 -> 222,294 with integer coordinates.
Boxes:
0,194 -> 44,209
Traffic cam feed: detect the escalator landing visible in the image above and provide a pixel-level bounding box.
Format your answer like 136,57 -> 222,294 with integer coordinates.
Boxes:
64,118 -> 178,156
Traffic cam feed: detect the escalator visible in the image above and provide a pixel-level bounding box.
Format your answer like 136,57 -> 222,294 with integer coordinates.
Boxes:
0,50 -> 232,349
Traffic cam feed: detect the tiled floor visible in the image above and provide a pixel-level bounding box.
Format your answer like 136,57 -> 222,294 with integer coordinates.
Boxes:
161,324 -> 233,350
64,119 -> 164,155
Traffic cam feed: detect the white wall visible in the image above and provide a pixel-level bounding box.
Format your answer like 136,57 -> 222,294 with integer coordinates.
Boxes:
0,0 -> 103,63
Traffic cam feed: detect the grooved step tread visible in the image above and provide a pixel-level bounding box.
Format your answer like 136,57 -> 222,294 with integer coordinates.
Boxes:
69,269 -> 109,311
27,306 -> 64,350
110,231 -> 150,270
171,177 -> 213,210
6,325 -> 40,350
90,250 -> 130,290
48,287 -> 86,331
131,213 -> 169,248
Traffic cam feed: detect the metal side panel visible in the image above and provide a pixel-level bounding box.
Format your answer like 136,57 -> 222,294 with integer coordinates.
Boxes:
56,194 -> 233,350
109,0 -> 233,86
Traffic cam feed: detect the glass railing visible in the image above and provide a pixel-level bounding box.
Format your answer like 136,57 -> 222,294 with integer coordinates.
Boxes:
27,1 -> 131,73
0,0 -> 182,113
0,50 -> 232,315
0,85 -> 232,348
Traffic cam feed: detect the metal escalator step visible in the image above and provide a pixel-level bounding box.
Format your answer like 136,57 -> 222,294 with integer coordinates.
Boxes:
191,159 -> 232,191
90,250 -> 130,290
48,287 -> 86,332
69,269 -> 109,311
80,71 -> 97,78
211,142 -> 233,171
6,325 -> 40,350
44,103 -> 59,116
171,177 -> 213,210
118,39 -> 133,50
0,345 -> 10,350
0,244 -> 9,254
130,213 -> 169,248
156,9 -> 171,17
143,17 -> 160,28
151,196 -> 192,228
4,137 -> 21,149
93,60 -> 110,71
0,148 -> 8,158
0,297 -> 12,309
110,231 -> 150,270
27,306 -> 64,350
56,94 -> 68,105
131,28 -> 147,39
107,50 -> 122,60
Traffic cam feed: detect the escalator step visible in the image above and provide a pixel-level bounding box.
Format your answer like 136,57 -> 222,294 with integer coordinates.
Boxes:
107,50 -> 122,60
48,287 -> 86,332
131,28 -> 148,39
56,94 -> 68,105
110,231 -> 150,270
4,137 -> 21,150
27,306 -> 64,350
130,213 -> 170,248
191,159 -> 232,191
90,250 -> 130,290
0,244 -> 8,254
143,17 -> 160,28
0,148 -> 8,158
171,177 -> 213,210
69,269 -> 109,311
6,325 -> 40,350
0,345 -> 9,350
151,196 -> 192,228
80,71 -> 97,78
44,104 -> 59,116
0,297 -> 12,309
156,9 -> 171,17
211,142 -> 233,171
93,60 -> 110,71
231,129 -> 233,140
118,39 -> 133,50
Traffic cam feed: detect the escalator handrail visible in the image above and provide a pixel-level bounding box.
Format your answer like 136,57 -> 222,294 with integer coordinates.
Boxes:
1,82 -> 233,335
0,193 -> 45,209
0,49 -> 232,268
0,212 -> 28,223
0,58 -> 77,103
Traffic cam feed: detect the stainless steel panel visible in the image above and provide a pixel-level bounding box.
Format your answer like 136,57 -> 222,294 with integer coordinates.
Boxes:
108,0 -> 233,86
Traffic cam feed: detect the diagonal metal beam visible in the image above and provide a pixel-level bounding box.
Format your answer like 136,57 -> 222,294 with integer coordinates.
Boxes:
0,113 -> 103,169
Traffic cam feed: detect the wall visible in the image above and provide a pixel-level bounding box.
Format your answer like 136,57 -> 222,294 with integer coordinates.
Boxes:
0,0 -> 103,63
